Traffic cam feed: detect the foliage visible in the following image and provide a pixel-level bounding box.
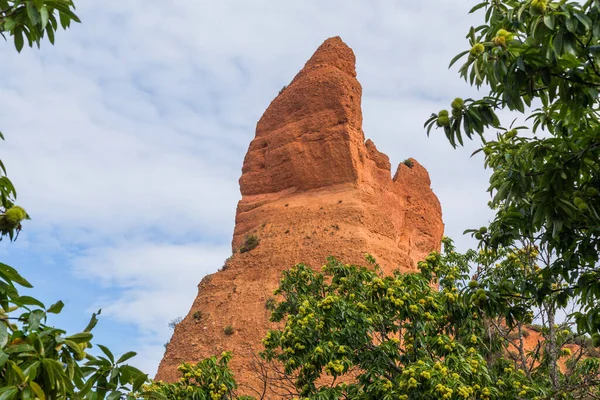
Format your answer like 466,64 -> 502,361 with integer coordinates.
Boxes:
261,239 -> 574,399
0,3 -> 152,399
265,297 -> 276,311
0,265 -> 148,399
168,317 -> 183,330
425,0 -> 600,335
0,0 -> 80,52
223,326 -> 235,336
239,235 -> 259,254
142,352 -> 254,400
149,241 -> 600,399
402,159 -> 414,168
0,0 -> 80,239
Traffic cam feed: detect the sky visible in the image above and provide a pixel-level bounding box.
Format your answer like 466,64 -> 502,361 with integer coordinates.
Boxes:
0,0 -> 512,375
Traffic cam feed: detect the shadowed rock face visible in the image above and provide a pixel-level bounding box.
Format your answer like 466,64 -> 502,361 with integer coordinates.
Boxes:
155,36 -> 444,397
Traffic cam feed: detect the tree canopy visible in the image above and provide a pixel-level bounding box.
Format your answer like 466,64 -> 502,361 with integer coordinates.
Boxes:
425,0 -> 600,337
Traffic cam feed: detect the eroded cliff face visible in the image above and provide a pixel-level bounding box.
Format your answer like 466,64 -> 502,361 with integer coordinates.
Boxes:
155,37 -> 444,396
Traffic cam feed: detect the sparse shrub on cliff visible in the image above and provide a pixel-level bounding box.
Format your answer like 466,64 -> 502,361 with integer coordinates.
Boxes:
239,235 -> 260,253
193,311 -> 203,320
402,158 -> 414,168
528,324 -> 544,333
224,325 -> 235,335
168,316 -> 183,330
265,297 -> 276,310
278,85 -> 287,95
221,255 -> 233,271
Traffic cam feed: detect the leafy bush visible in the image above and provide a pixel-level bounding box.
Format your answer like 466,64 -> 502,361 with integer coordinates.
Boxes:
143,352 -> 254,400
239,235 -> 259,253
265,297 -> 276,310
224,325 -> 235,336
0,267 -> 148,399
425,0 -> 600,337
168,316 -> 183,329
528,324 -> 544,333
402,158 -> 414,168
262,239 -> 550,399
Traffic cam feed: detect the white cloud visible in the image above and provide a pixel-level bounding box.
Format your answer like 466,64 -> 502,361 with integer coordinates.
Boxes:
0,0 -> 505,374
73,243 -> 230,333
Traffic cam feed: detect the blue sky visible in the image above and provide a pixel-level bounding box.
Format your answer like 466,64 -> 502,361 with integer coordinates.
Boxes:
0,0 -> 514,375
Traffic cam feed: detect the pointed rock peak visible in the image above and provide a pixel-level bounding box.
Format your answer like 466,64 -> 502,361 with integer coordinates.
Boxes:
241,36 -> 363,196
303,36 -> 356,77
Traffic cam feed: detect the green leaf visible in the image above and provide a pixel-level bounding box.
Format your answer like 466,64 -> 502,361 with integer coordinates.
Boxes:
65,332 -> 93,343
449,50 -> 470,69
116,351 -> 137,364
4,344 -> 36,354
543,14 -> 555,30
132,373 -> 149,392
0,387 -> 17,400
106,392 -> 122,400
84,309 -> 101,332
47,300 -> 64,314
553,32 -> 563,56
17,295 -> 45,308
0,323 -> 7,349
23,360 -> 39,380
40,6 -> 50,30
26,1 -> 41,25
97,344 -> 114,363
64,340 -> 85,359
27,309 -> 45,331
46,24 -> 55,44
0,263 -> 32,288
0,351 -> 8,368
574,12 -> 592,30
468,2 -> 487,14
29,382 -> 46,400
566,17 -> 578,33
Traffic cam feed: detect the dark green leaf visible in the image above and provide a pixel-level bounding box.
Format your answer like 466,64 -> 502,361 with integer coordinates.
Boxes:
97,344 -> 115,363
116,351 -> 136,364
0,263 -> 32,288
17,295 -> 45,308
65,332 -> 93,344
47,300 -> 64,314
0,323 -> 7,348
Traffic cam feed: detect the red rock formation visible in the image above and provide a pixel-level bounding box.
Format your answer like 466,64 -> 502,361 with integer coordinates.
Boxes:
155,37 -> 444,397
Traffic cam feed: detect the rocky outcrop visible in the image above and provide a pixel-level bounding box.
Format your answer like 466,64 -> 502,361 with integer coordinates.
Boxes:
155,37 -> 444,397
